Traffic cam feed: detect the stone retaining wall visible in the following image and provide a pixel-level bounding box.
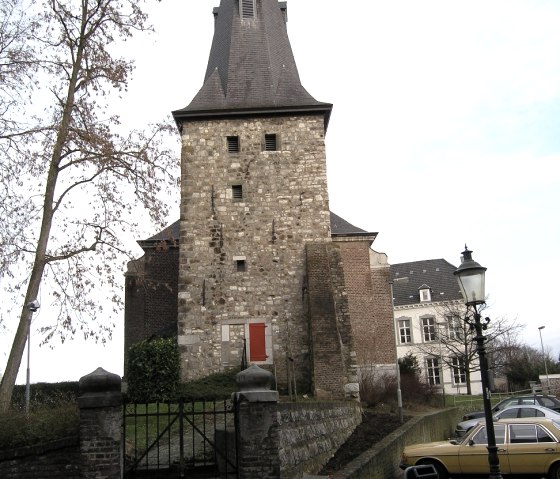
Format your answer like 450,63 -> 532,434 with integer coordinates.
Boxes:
278,401 -> 362,478
329,408 -> 464,479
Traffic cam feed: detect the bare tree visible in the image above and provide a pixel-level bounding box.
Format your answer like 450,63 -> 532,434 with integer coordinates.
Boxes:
414,301 -> 523,394
0,0 -> 177,412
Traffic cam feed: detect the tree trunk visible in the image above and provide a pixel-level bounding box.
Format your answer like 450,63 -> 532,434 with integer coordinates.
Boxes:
0,5 -> 86,411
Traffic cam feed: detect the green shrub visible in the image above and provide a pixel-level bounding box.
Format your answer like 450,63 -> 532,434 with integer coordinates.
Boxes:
0,402 -> 79,450
11,382 -> 79,411
126,337 -> 180,403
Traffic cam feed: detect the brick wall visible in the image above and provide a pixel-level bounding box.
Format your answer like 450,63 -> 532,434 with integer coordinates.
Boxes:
336,240 -> 379,366
369,251 -> 397,365
124,242 -> 179,372
0,438 -> 80,479
306,243 -> 357,399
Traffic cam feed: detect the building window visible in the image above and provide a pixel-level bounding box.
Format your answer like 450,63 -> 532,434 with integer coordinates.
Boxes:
264,133 -> 278,151
234,256 -> 246,272
232,184 -> 243,201
398,318 -> 411,344
452,357 -> 466,384
426,357 -> 440,385
446,315 -> 463,340
422,317 -> 436,342
419,286 -> 431,302
241,0 -> 255,18
227,135 -> 240,153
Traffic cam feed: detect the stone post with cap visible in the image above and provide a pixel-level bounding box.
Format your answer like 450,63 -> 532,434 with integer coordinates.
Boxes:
233,364 -> 280,479
78,367 -> 122,479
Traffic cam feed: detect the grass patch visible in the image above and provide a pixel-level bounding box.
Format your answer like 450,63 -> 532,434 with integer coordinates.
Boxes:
178,369 -> 239,400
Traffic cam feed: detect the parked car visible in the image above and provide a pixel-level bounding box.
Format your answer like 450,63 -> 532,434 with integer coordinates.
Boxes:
455,404 -> 560,437
400,417 -> 560,479
462,394 -> 560,421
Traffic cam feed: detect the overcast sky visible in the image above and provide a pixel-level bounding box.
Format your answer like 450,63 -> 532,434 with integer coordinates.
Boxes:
5,0 -> 560,384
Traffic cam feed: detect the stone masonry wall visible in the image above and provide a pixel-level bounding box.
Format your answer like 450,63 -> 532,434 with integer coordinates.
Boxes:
177,114 -> 331,390
278,401 -> 362,478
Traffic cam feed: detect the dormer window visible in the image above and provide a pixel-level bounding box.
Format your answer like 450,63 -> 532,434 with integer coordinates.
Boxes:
241,0 -> 255,18
419,285 -> 431,302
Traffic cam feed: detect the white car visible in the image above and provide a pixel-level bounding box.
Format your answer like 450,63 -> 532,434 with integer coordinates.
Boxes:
455,404 -> 560,437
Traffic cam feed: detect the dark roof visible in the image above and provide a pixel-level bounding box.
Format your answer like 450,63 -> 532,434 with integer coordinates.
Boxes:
172,0 -> 332,126
390,259 -> 463,306
330,212 -> 376,238
139,220 -> 180,245
140,213 -> 373,245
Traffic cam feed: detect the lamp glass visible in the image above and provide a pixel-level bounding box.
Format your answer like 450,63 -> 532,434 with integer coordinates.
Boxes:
456,268 -> 486,305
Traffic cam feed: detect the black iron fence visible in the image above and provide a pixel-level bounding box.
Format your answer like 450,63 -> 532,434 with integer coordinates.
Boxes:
123,397 -> 239,478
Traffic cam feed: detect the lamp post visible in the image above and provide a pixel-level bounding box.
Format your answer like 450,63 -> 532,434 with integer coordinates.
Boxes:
25,300 -> 40,415
454,247 -> 502,479
538,326 -> 551,393
389,281 -> 404,423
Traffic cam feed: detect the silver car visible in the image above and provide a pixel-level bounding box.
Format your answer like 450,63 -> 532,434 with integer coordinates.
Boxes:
455,404 -> 560,437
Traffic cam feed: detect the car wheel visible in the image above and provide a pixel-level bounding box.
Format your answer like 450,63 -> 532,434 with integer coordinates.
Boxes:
418,460 -> 448,479
549,462 -> 560,479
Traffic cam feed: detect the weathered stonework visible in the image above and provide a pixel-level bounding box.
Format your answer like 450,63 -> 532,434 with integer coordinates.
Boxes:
177,115 -> 332,391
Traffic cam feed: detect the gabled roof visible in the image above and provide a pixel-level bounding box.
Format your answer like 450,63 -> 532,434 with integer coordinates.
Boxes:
172,0 -> 332,127
330,212 -> 377,239
390,259 -> 463,307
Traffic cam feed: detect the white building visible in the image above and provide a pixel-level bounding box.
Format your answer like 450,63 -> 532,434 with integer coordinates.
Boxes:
391,259 -> 483,396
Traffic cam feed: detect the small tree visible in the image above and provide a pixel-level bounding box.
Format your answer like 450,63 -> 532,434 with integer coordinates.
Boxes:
399,351 -> 420,377
413,301 -> 523,394
0,0 -> 177,412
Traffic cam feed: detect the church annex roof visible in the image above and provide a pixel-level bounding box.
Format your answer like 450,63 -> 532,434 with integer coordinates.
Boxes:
330,212 -> 376,239
141,212 -> 375,245
172,0 -> 332,127
390,259 -> 463,307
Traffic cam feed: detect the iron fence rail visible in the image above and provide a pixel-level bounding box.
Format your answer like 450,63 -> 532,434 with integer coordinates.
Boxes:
123,397 -> 239,478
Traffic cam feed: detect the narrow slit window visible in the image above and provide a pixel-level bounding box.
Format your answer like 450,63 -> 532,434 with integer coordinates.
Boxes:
264,134 -> 278,151
227,136 -> 240,153
232,184 -> 243,201
236,259 -> 246,272
241,0 -> 255,18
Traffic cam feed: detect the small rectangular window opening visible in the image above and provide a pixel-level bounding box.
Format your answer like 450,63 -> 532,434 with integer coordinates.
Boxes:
264,134 -> 277,151
241,0 -> 255,18
232,184 -> 243,201
236,259 -> 246,272
227,136 -> 240,153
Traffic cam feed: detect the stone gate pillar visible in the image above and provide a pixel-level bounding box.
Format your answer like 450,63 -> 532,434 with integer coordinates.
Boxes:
234,365 -> 280,479
78,367 -> 122,479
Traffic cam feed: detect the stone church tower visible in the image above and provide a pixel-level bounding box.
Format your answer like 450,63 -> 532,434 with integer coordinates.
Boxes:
167,0 -> 396,399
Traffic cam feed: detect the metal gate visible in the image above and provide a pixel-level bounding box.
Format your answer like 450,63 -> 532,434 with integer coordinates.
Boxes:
123,397 -> 239,478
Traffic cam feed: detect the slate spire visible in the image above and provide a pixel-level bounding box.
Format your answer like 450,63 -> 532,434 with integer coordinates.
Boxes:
173,0 -> 331,126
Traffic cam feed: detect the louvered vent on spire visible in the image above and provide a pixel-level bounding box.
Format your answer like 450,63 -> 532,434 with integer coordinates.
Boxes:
241,0 -> 255,18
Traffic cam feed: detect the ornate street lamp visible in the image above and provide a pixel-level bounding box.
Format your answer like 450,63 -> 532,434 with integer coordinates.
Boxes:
538,326 -> 551,393
454,247 -> 502,479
